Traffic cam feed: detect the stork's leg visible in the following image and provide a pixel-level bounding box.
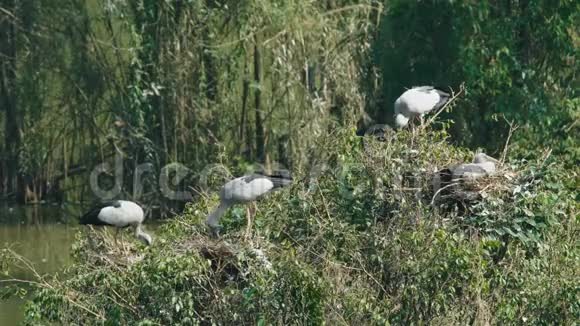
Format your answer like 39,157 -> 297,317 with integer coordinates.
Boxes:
245,206 -> 253,240
87,226 -> 97,250
410,118 -> 416,147
119,230 -> 126,253
251,202 -> 258,242
114,228 -> 120,248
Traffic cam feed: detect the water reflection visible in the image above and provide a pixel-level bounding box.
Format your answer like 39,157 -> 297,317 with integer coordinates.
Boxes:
0,204 -> 79,326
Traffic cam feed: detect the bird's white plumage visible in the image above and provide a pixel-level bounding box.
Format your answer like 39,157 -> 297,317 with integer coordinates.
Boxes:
81,200 -> 152,246
473,153 -> 499,169
221,176 -> 274,202
451,164 -> 488,181
395,113 -> 410,128
98,200 -> 144,227
394,86 -> 448,128
452,153 -> 498,181
432,153 -> 499,203
205,174 -> 290,234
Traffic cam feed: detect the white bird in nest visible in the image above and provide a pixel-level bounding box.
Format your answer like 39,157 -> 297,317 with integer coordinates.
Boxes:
80,200 -> 152,250
448,152 -> 499,183
432,153 -> 500,202
394,86 -> 451,128
206,173 -> 293,238
469,152 -> 499,175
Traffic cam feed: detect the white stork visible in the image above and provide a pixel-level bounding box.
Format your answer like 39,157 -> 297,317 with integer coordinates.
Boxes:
451,152 -> 498,181
206,173 -> 292,238
80,200 -> 152,248
451,153 -> 499,181
432,153 -> 499,202
394,86 -> 450,128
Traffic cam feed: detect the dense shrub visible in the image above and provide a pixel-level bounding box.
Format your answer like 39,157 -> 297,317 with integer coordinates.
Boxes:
3,126 -> 577,325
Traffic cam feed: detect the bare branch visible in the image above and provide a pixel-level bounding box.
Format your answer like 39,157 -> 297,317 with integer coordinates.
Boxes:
500,116 -> 520,164
430,182 -> 460,206
421,83 -> 466,130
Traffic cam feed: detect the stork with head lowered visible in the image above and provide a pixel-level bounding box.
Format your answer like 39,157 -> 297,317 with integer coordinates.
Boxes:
80,200 -> 152,250
206,173 -> 292,238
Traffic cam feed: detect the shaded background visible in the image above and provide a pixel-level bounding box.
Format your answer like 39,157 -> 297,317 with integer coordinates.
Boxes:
0,0 -> 577,215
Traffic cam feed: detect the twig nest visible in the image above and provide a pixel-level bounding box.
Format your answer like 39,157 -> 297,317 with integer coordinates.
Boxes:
432,167 -> 520,208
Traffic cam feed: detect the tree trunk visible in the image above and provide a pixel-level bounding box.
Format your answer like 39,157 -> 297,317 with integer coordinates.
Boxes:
517,0 -> 531,64
240,71 -> 250,158
0,0 -> 22,196
202,14 -> 217,102
160,101 -> 169,163
253,36 -> 265,162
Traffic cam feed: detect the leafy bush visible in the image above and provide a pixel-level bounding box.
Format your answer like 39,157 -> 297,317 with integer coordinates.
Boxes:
3,126 -> 577,325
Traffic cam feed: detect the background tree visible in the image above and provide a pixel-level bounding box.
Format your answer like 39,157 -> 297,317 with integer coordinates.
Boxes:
0,0 -> 576,212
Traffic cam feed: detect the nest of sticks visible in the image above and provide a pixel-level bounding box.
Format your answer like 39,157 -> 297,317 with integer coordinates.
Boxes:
176,235 -> 275,282
431,166 -> 519,205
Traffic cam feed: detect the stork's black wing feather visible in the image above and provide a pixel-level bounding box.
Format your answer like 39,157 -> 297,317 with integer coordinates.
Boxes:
433,86 -> 451,97
433,90 -> 451,111
268,175 -> 293,188
79,200 -> 120,225
413,86 -> 451,111
241,172 -> 292,188
241,174 -> 265,183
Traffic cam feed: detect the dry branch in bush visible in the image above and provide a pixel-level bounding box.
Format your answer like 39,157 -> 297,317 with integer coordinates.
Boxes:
500,116 -> 520,164
431,165 -> 519,207
421,83 -> 465,131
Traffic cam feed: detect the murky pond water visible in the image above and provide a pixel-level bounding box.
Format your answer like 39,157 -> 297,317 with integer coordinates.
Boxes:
0,204 -> 80,326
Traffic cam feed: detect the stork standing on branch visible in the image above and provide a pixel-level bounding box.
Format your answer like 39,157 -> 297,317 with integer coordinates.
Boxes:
206,173 -> 292,238
80,200 -> 152,250
394,86 -> 451,128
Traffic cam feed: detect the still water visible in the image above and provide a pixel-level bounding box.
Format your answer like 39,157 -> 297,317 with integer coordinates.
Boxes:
0,204 -> 80,326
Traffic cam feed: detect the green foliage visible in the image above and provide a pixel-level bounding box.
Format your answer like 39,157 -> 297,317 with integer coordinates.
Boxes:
1,0 -> 578,324
2,0 -> 576,205
1,0 -> 377,204
3,125 -> 576,325
373,0 -> 579,165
